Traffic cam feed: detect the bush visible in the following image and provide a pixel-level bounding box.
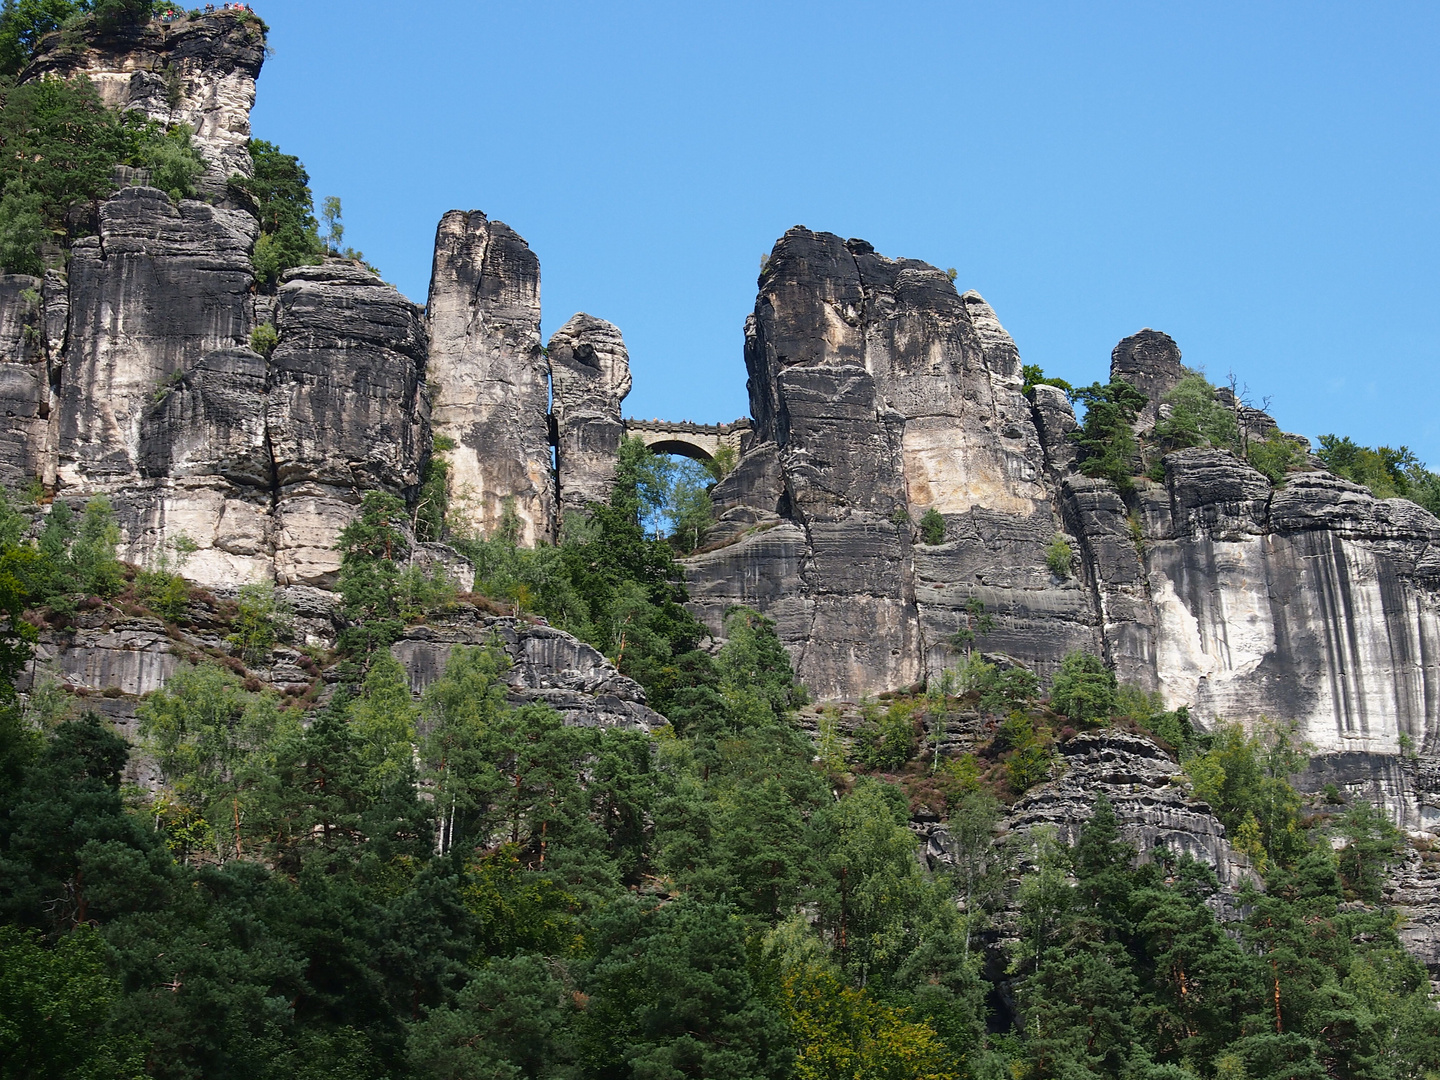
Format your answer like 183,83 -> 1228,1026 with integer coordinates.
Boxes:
918,506 -> 945,545
1044,534 -> 1072,579
1022,362 -> 1073,397
1246,432 -> 1304,484
90,0 -> 153,31
140,123 -> 205,202
135,566 -> 189,622
226,583 -> 288,664
1316,435 -> 1440,515
1153,373 -> 1239,452
249,322 -> 278,356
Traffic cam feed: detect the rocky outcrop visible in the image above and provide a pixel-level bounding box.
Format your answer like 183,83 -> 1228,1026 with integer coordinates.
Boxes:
392,613 -> 665,731
266,262 -> 429,585
685,228 -> 1083,698
549,314 -> 631,521
1138,452 -> 1440,754
1110,329 -> 1186,431
23,12 -> 267,193
39,179 -> 426,587
57,187 -> 257,489
996,731 -> 1255,892
426,211 -> 553,546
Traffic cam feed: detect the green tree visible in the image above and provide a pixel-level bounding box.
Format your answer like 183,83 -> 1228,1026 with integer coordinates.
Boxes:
0,715 -> 172,933
1184,721 -> 1308,871
1318,434 -> 1440,516
72,495 -> 123,598
1073,378 -> 1148,488
1333,799 -> 1404,903
581,897 -> 794,1079
948,596 -> 994,659
420,643 -> 510,856
0,74 -> 191,271
0,924 -> 147,1079
1154,373 -> 1241,453
138,121 -> 205,202
231,138 -> 324,286
137,663 -> 290,863
919,506 -> 946,545
0,0 -> 83,78
406,952 -> 576,1079
335,490 -> 409,658
1048,650 -> 1117,725
90,0 -> 153,31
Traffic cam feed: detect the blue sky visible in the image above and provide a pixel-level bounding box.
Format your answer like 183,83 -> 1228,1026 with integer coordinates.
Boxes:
250,1 -> 1439,463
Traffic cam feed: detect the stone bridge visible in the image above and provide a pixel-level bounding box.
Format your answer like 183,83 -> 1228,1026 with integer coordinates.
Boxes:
623,417 -> 753,462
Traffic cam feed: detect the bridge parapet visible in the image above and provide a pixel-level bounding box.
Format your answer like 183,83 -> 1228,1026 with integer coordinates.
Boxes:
623,417 -> 754,461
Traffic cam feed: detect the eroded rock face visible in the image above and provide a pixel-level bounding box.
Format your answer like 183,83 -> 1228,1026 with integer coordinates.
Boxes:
995,731 -> 1256,892
23,13 -> 266,193
426,211 -> 553,546
1110,329 -> 1186,431
392,614 -> 665,731
549,314 -> 631,520
686,228 -> 1075,698
267,262 -> 429,585
58,187 -> 257,489
1139,452 -> 1440,755
0,275 -> 47,488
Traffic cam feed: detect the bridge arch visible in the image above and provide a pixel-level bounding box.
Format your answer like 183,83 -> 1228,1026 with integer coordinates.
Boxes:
640,436 -> 714,462
624,417 -> 754,464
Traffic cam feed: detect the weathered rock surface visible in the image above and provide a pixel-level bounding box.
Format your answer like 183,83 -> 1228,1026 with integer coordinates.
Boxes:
1139,451 -> 1440,754
995,731 -> 1255,893
1110,329 -> 1186,431
58,187 -> 257,489
0,275 -> 47,488
686,228 -> 1082,697
23,12 -> 266,193
426,211 -> 553,545
267,262 -> 429,585
549,314 -> 631,520
392,613 -> 665,731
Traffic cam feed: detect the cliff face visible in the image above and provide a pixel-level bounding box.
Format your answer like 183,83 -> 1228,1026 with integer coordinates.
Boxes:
683,228 -> 1440,769
549,314 -> 632,520
23,13 -> 266,193
687,227 -> 1097,699
3,15 -> 437,588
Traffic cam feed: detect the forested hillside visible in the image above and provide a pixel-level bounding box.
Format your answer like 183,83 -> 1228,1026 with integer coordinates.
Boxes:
1,440 -> 1438,1080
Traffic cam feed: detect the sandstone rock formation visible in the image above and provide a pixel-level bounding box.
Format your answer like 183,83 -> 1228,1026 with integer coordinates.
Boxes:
0,275 -> 46,489
1110,329 -> 1186,431
683,228 -> 1440,776
548,314 -> 632,520
426,211 -> 553,546
23,13 -> 267,193
686,227 -> 1095,700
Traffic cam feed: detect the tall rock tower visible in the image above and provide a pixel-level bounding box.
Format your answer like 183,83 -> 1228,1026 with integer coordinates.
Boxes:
426,211 -> 554,546
548,314 -> 632,521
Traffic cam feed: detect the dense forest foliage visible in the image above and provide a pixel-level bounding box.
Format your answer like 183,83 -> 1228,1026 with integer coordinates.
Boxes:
0,437 -> 1438,1080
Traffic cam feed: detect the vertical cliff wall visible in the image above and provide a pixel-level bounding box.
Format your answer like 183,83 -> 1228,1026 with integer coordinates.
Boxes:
681,227 -> 1440,781
2,16 -> 431,588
